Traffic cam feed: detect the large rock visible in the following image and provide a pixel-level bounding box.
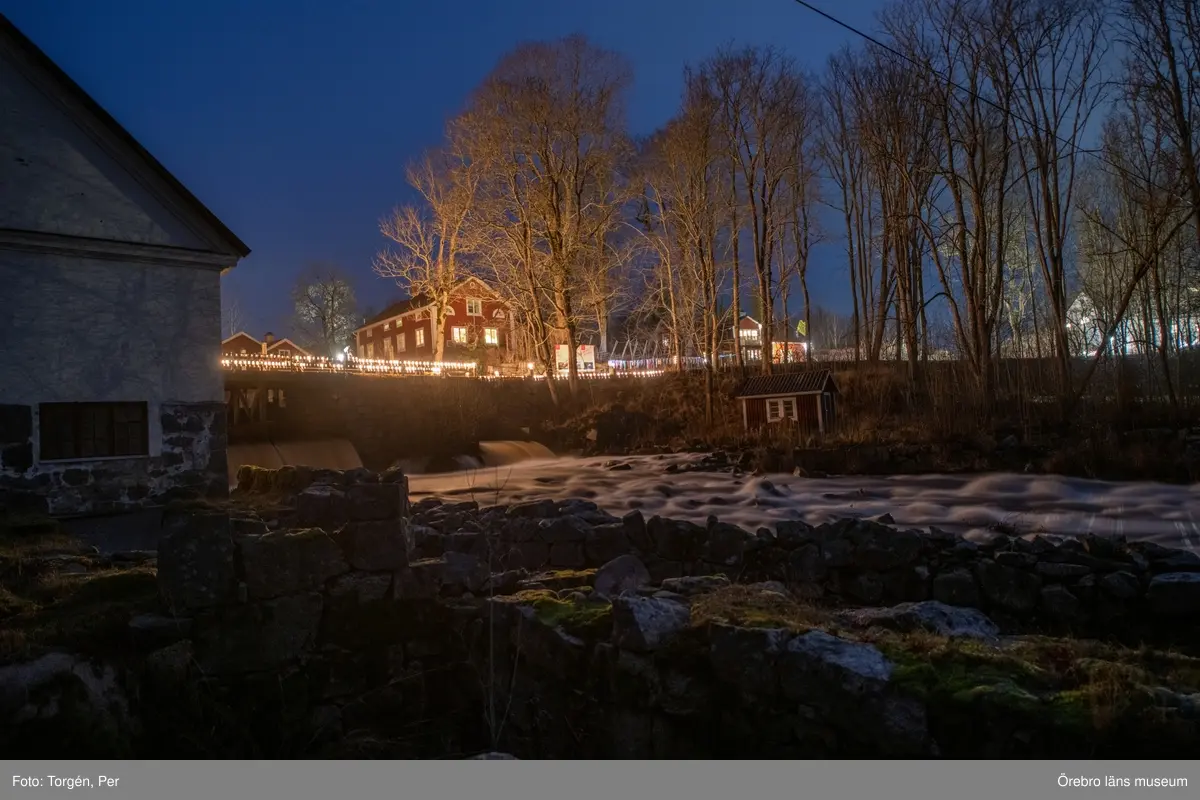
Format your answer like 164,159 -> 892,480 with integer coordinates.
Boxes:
612,595 -> 691,652
1146,572 -> 1200,617
838,601 -> 999,640
194,592 -> 324,675
931,568 -> 980,607
237,528 -> 349,600
648,516 -> 705,561
779,630 -> 929,755
593,554 -> 651,599
704,520 -> 752,565
395,558 -> 446,599
157,512 -> 239,610
708,624 -> 790,695
622,509 -> 651,552
335,520 -> 409,571
539,515 -> 593,543
295,485 -> 350,529
346,483 -> 404,521
780,630 -> 893,700
976,560 -> 1042,613
585,523 -> 628,564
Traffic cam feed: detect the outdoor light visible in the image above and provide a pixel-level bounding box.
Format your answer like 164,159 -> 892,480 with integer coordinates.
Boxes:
527,362 -> 534,370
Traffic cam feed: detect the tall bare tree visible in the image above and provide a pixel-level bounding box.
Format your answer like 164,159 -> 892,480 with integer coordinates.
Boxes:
291,264 -> 359,357
374,122 -> 482,362
462,35 -> 634,396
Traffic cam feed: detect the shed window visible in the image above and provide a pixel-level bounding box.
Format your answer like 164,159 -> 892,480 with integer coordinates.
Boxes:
766,398 -> 797,422
39,402 -> 149,461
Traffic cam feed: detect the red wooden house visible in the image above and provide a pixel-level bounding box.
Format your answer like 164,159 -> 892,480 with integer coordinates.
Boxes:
736,370 -> 838,434
354,277 -> 513,364
221,332 -> 311,358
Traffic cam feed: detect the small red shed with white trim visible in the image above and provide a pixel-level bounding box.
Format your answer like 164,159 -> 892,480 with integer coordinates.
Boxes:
736,370 -> 839,434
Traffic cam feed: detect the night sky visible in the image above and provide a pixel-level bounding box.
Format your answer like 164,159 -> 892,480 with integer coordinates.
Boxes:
3,0 -> 888,338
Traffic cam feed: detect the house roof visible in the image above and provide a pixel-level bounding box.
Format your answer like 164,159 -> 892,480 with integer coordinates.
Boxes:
0,14 -> 250,260
358,276 -> 507,330
266,337 -> 310,354
736,370 -> 836,398
221,331 -> 261,345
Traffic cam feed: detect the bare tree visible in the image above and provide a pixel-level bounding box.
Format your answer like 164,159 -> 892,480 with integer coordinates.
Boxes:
374,122 -> 482,362
462,35 -> 634,396
291,264 -> 359,358
707,46 -> 808,374
221,285 -> 246,339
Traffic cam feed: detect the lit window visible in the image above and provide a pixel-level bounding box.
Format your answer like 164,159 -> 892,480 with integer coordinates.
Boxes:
416,327 -> 426,348
484,327 -> 498,346
366,329 -> 373,338
466,298 -> 482,316
452,326 -> 468,344
383,322 -> 390,330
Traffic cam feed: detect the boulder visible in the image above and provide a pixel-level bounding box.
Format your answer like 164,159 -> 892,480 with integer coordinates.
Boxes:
648,516 -> 705,561
837,601 -> 999,640
708,624 -> 790,695
593,554 -> 651,599
780,630 -> 893,700
507,499 -> 557,519
1098,570 -> 1141,600
622,509 -> 651,552
237,528 -> 349,600
704,521 -> 752,566
539,515 -> 593,543
394,558 -> 446,600
335,520 -> 409,571
931,568 -> 980,607
976,560 -> 1042,613
1038,584 -> 1082,623
295,485 -> 350,529
157,512 -> 238,610
1146,573 -> 1200,617
612,595 -> 691,652
585,523 -> 628,564
442,551 -> 489,594
194,592 -> 324,675
346,483 -> 403,521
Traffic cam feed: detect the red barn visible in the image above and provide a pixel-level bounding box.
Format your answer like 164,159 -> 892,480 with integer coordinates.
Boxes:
355,277 -> 513,363
736,370 -> 838,434
221,332 -> 311,358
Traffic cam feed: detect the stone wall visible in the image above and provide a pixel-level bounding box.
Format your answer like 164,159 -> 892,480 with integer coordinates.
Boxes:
7,466 -> 1200,759
0,401 -> 228,515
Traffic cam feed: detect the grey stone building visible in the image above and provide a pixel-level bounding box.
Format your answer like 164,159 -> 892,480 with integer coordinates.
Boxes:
0,14 -> 250,515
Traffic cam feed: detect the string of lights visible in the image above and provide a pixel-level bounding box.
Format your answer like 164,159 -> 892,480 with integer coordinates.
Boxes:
219,353 -> 672,380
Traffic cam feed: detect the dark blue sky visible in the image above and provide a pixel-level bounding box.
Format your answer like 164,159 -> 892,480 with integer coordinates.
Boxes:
4,0 -> 888,337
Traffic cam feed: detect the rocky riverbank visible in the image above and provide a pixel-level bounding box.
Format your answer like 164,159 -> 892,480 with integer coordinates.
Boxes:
1,464 -> 1199,758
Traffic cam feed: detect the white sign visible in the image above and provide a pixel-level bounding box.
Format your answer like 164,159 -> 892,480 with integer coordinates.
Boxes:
555,344 -> 596,372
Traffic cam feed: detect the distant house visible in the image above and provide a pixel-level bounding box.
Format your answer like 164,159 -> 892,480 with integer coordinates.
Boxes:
735,370 -> 838,434
0,14 -> 249,515
354,277 -> 513,363
732,315 -> 808,363
1067,291 -> 1200,356
221,332 -> 312,359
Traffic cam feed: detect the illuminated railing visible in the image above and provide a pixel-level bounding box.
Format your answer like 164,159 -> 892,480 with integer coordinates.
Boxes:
220,353 -> 479,376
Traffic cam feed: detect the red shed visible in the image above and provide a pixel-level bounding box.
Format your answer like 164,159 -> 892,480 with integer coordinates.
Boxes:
736,370 -> 839,434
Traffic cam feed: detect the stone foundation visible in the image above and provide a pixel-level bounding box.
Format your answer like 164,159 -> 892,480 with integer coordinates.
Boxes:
0,401 -> 228,516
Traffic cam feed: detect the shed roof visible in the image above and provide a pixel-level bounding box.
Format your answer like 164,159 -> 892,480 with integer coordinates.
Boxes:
736,370 -> 836,398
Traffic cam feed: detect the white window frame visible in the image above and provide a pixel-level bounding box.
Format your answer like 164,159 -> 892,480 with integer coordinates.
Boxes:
766,397 -> 797,422
484,327 -> 498,346
466,298 -> 483,316
452,326 -> 468,344
416,327 -> 426,348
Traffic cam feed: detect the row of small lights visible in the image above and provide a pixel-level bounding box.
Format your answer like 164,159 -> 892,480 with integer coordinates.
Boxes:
221,353 -> 667,380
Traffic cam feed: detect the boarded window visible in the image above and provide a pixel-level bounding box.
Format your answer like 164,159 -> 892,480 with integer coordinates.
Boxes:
39,402 -> 149,461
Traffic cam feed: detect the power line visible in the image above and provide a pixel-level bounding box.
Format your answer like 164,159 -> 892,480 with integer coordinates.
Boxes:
789,0 -> 1182,198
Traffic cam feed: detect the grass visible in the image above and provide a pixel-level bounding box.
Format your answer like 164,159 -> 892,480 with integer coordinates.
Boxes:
0,521 -> 161,665
504,589 -> 613,638
689,583 -> 830,631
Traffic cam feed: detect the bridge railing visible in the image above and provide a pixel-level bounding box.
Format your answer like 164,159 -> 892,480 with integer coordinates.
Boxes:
220,353 -> 480,377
